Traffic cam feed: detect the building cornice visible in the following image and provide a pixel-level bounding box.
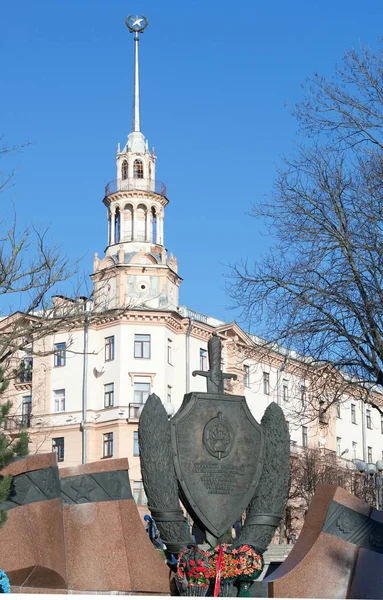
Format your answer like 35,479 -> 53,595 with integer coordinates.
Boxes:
103,189 -> 168,208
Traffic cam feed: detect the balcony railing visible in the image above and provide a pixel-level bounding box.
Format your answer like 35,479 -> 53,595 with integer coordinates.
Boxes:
105,178 -> 167,198
4,413 -> 33,430
128,403 -> 142,419
178,306 -> 208,324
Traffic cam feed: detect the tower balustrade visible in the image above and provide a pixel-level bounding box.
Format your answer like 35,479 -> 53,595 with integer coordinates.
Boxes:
104,178 -> 167,198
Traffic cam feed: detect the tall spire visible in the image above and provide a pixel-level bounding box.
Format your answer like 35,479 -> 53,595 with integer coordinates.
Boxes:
126,15 -> 148,134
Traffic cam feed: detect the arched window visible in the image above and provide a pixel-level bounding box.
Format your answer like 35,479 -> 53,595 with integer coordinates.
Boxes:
151,207 -> 157,243
115,207 -> 121,244
133,159 -> 144,179
121,160 -> 128,180
136,204 -> 147,242
149,162 -> 152,179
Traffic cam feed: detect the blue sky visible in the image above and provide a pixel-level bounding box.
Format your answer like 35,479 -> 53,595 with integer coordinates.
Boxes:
1,0 -> 383,327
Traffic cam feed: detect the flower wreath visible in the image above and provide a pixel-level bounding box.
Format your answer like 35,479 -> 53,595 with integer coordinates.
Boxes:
206,544 -> 241,580
233,544 -> 264,580
176,546 -> 211,589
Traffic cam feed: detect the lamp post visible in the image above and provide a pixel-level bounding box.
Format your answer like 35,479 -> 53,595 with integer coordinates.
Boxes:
355,460 -> 383,509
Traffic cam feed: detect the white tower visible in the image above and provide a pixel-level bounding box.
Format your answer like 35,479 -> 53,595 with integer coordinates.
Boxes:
92,15 -> 181,312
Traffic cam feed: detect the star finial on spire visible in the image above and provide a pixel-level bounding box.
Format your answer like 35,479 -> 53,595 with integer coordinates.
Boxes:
126,14 -> 148,34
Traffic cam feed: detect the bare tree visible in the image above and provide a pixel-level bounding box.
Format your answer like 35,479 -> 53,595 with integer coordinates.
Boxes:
230,41 -> 383,416
282,447 -> 371,542
0,141 -> 124,381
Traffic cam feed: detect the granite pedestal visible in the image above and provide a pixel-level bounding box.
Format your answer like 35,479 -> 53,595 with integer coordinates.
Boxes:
0,454 -> 170,595
266,484 -> 383,599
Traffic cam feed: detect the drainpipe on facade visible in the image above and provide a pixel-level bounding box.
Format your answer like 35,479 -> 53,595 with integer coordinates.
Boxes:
185,318 -> 194,394
361,399 -> 367,463
81,312 -> 90,464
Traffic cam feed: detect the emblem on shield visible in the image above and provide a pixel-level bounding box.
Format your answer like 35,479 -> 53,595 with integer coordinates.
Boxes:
171,392 -> 265,538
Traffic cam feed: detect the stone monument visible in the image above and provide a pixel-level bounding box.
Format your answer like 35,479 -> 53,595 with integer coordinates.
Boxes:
0,454 -> 170,594
139,333 -> 290,556
266,483 -> 383,599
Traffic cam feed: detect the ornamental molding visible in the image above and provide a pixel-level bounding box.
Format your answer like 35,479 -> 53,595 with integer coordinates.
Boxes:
13,382 -> 32,391
103,190 -> 168,208
128,372 -> 156,385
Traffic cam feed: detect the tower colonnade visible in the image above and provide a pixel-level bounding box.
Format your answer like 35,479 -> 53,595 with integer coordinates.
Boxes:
107,199 -> 164,247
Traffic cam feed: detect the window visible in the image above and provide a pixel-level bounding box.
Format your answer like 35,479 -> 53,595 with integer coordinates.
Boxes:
301,385 -> 307,406
21,395 -> 32,428
302,426 -> 308,447
133,159 -> 144,179
19,354 -> 33,382
121,159 -> 128,180
244,365 -> 250,387
167,385 -> 172,403
104,383 -> 114,408
367,409 -> 372,429
54,342 -> 66,367
351,404 -> 356,424
336,403 -> 341,418
54,389 -> 65,412
133,431 -> 140,456
134,382 -> 150,405
133,481 -> 147,505
368,446 -> 373,463
103,432 -> 113,458
200,348 -> 207,371
134,334 -> 151,359
336,437 -> 342,456
105,336 -> 115,361
352,441 -> 357,460
115,207 -> 121,243
282,379 -> 288,402
167,339 -> 173,365
263,372 -> 270,395
52,437 -> 64,462
151,207 -> 157,242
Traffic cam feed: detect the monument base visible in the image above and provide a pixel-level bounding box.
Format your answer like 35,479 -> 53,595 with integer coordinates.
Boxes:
0,454 -> 171,595
266,484 -> 383,599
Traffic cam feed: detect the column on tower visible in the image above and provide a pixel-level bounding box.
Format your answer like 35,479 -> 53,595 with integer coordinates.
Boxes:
110,208 -> 115,245
123,203 -> 133,241
145,208 -> 151,242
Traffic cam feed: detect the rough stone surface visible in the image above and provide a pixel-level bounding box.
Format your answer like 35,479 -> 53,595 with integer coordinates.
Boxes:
266,483 -> 383,599
0,454 -> 170,594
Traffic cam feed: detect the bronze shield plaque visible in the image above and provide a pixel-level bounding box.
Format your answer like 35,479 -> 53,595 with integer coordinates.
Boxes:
171,392 -> 265,538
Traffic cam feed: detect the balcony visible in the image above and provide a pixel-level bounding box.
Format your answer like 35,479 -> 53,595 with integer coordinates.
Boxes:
17,359 -> 33,384
4,413 -> 33,431
128,403 -> 142,420
104,178 -> 167,198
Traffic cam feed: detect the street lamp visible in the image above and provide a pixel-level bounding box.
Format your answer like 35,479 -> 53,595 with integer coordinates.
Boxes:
355,460 -> 383,509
